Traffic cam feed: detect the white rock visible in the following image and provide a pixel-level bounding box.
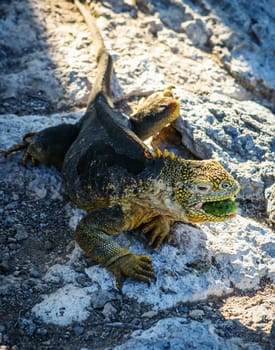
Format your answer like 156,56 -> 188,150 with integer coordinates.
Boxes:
109,317 -> 262,350
265,184 -> 275,224
32,284 -> 93,326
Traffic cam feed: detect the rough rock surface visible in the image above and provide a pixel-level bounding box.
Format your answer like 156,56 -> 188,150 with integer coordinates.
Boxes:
108,318 -> 263,350
174,89 -> 275,213
0,1 -> 274,350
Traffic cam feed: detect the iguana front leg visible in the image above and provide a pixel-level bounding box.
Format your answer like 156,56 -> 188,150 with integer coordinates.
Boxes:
75,205 -> 156,289
142,216 -> 174,250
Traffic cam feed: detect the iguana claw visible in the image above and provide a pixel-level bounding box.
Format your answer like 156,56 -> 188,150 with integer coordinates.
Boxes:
3,131 -> 37,166
142,216 -> 171,250
108,254 -> 156,289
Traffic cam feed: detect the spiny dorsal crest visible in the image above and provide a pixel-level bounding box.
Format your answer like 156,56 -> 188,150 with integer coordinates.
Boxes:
151,148 -> 176,161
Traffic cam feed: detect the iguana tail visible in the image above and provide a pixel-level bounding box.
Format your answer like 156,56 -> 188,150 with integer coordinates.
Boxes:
75,0 -> 113,107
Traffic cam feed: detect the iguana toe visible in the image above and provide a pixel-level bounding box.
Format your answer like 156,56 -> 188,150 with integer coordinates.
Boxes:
3,132 -> 38,166
142,216 -> 170,250
109,254 -> 156,289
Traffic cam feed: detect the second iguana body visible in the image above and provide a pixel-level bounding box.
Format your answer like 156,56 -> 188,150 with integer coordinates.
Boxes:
4,1 -> 240,288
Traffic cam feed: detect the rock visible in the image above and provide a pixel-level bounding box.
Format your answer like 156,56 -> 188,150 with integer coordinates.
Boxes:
31,214 -> 273,321
109,318 -> 262,350
141,311 -> 158,319
19,318 -> 36,336
0,261 -> 11,274
43,264 -> 79,284
174,90 -> 275,208
207,0 -> 275,97
265,184 -> 275,224
146,19 -> 163,37
158,2 -> 192,32
14,224 -> 29,241
44,240 -> 53,251
189,309 -> 205,320
90,291 -> 116,309
73,326 -> 85,336
27,179 -> 47,199
8,243 -> 18,250
32,284 -> 92,327
182,19 -> 212,48
36,327 -> 48,336
102,302 -> 117,320
118,215 -> 274,308
30,270 -> 40,278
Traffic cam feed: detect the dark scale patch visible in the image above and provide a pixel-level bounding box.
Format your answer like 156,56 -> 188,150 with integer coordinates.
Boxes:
29,123 -> 79,168
76,141 -> 145,193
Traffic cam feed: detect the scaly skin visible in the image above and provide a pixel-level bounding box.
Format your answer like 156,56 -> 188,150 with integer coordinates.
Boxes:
3,1 -> 240,289
70,148 -> 239,288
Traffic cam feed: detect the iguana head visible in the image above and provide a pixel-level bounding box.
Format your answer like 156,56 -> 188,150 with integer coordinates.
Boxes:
160,157 -> 240,223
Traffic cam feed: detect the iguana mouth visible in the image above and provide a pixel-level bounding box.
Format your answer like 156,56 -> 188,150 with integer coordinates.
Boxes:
193,197 -> 238,218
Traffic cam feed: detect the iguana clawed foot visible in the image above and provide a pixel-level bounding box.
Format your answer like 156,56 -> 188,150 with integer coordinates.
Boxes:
108,253 -> 156,289
3,132 -> 38,166
142,216 -> 171,250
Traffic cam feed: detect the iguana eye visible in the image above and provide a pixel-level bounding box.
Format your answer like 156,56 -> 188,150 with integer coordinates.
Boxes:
220,181 -> 231,189
193,183 -> 212,194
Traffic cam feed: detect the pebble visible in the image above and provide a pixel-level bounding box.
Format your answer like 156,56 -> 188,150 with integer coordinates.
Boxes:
181,19 -> 211,48
44,240 -> 53,251
75,274 -> 88,286
19,318 -> 36,336
13,270 -> 22,277
147,19 -> 163,36
189,309 -> 205,320
8,243 -> 18,250
64,330 -> 71,338
14,224 -> 29,240
37,327 -> 48,336
265,184 -> 275,224
102,302 -> 117,321
0,235 -> 7,244
90,291 -> 115,309
141,310 -> 158,319
0,261 -> 11,274
30,270 -> 40,278
73,326 -> 85,336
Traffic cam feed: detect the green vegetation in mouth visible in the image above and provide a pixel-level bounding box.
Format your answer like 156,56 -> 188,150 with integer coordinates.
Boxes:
202,198 -> 237,217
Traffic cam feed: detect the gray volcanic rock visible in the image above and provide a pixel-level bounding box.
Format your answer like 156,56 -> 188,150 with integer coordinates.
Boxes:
108,318 -> 262,350
265,183 -> 275,224
205,0 -> 275,102
174,90 -> 275,212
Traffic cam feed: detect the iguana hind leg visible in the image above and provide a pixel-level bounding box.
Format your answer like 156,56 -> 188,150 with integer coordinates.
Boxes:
129,86 -> 180,140
3,132 -> 38,166
75,205 -> 156,289
4,124 -> 79,169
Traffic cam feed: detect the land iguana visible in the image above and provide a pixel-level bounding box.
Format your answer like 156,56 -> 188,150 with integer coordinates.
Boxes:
4,0 -> 240,289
